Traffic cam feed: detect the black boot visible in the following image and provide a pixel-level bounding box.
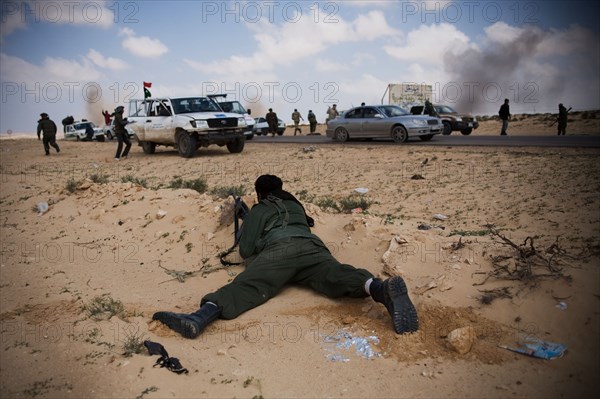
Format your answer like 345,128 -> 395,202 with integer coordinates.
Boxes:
370,277 -> 419,334
152,302 -> 221,339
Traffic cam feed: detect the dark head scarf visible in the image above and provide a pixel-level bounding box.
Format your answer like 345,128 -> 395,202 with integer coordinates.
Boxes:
254,175 -> 314,227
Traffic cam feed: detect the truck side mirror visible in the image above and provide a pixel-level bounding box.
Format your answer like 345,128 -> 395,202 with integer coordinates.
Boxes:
247,109 -> 251,115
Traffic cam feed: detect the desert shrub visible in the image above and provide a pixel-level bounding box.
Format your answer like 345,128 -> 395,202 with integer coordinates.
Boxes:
168,177 -> 208,193
85,295 -> 124,320
210,185 -> 246,198
121,174 -> 148,188
65,178 -> 80,193
296,189 -> 315,203
315,196 -> 340,211
90,174 -> 109,184
339,195 -> 373,213
122,332 -> 146,357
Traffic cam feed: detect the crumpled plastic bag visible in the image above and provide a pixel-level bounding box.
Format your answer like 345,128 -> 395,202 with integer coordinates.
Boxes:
500,336 -> 567,360
36,202 -> 49,216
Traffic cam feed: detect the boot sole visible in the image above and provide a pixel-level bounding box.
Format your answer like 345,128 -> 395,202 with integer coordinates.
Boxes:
152,312 -> 200,339
385,276 -> 419,334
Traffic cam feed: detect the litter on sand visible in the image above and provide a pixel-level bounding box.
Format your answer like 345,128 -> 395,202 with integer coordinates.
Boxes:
499,336 -> 567,360
354,188 -> 369,194
36,202 -> 49,215
322,330 -> 381,362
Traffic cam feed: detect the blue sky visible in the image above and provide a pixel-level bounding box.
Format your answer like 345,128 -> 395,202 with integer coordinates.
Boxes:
1,0 -> 599,133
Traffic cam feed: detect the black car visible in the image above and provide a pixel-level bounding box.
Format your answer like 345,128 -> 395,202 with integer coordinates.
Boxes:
410,104 -> 479,135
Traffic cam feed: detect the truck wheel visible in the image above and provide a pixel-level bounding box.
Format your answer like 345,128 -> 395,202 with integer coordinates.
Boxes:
96,135 -> 105,142
76,136 -> 80,141
141,141 -> 156,154
106,131 -> 113,140
177,133 -> 197,158
391,126 -> 408,143
334,127 -> 349,142
246,133 -> 254,140
226,137 -> 245,153
442,121 -> 452,135
461,128 -> 473,135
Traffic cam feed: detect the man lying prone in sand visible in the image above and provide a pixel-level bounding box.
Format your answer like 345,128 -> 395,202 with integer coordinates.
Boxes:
153,174 -> 419,338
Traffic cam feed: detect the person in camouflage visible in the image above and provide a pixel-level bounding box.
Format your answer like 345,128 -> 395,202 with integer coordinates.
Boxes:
291,109 -> 303,136
266,108 -> 278,136
152,175 -> 419,339
307,110 -> 317,135
37,113 -> 60,155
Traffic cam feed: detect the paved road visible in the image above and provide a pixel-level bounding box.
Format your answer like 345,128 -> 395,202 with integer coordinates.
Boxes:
250,133 -> 600,148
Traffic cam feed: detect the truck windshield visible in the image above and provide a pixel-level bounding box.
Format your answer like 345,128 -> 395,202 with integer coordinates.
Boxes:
171,97 -> 222,113
217,101 -> 246,114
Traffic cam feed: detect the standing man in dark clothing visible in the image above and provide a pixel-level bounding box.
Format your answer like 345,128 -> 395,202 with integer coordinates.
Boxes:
37,113 -> 60,155
266,108 -> 278,136
557,103 -> 568,135
113,106 -> 131,160
153,174 -> 419,339
498,98 -> 511,135
424,99 -> 438,117
83,123 -> 94,141
61,115 -> 74,133
307,110 -> 317,135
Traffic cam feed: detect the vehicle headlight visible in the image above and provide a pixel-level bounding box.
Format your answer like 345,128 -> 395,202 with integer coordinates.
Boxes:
455,117 -> 462,122
238,117 -> 246,127
191,120 -> 208,129
410,119 -> 427,127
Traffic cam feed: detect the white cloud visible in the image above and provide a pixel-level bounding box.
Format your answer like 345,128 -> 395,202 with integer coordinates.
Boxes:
384,23 -> 474,64
20,0 -> 113,27
86,49 -> 128,70
0,5 -> 27,43
185,10 -> 399,78
1,52 -> 102,83
315,59 -> 349,72
120,28 -> 168,58
351,52 -> 376,66
338,74 -> 389,107
484,21 -> 525,44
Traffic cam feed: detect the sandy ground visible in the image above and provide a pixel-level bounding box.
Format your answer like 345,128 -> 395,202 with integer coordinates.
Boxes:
1,116 -> 599,398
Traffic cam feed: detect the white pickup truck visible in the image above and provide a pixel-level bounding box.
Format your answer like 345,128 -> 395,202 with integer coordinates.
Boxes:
127,97 -> 247,158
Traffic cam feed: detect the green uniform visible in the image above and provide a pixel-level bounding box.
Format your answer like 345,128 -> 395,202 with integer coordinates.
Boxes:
308,111 -> 317,134
37,117 -> 60,154
291,111 -> 302,135
202,197 -> 373,319
266,111 -> 278,135
113,109 -> 131,159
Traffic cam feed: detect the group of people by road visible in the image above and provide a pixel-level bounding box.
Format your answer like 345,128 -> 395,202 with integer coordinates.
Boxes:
35,106 -> 131,160
263,108 -> 319,136
497,100 -> 569,136
35,100 -> 573,157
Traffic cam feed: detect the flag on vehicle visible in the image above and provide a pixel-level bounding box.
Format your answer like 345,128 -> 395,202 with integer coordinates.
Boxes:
144,82 -> 152,98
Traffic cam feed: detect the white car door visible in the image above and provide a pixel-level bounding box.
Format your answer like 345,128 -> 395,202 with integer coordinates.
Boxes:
144,100 -> 174,144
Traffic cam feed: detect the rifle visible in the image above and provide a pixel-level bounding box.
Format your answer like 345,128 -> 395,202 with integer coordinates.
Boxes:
219,194 -> 249,265
549,107 -> 571,127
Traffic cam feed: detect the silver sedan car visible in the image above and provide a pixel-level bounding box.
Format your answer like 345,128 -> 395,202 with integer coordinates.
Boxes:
326,105 -> 443,143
